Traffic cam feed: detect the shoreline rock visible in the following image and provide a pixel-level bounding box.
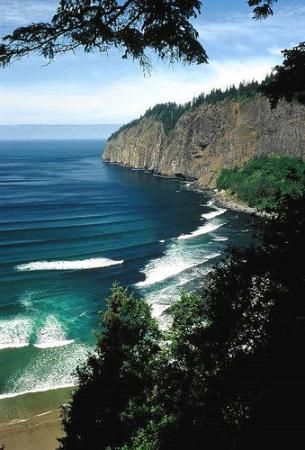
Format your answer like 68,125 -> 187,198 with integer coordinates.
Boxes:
103,95 -> 305,189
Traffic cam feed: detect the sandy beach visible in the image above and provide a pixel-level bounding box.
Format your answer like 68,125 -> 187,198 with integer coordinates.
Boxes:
0,387 -> 72,450
0,410 -> 62,450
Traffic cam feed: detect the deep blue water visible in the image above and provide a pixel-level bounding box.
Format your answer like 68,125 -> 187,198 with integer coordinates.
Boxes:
0,139 -> 253,398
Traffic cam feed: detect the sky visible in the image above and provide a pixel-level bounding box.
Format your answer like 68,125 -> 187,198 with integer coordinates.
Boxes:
0,0 -> 305,125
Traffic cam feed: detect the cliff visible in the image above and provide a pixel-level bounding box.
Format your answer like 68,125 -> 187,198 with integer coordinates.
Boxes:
103,95 -> 305,188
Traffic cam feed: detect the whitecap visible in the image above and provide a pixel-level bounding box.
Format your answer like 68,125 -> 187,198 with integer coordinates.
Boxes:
34,316 -> 74,349
201,208 -> 226,220
136,258 -> 200,287
136,235 -> 220,288
213,236 -> 229,242
0,383 -> 75,400
19,291 -> 36,309
16,257 -> 124,271
0,343 -> 89,399
0,318 -> 32,350
177,222 -> 224,240
150,304 -> 170,319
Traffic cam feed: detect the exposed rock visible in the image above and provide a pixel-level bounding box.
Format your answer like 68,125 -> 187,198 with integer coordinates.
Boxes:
103,95 -> 305,188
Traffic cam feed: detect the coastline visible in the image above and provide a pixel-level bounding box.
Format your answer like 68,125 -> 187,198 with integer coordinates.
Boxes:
0,409 -> 62,450
102,160 -> 261,216
211,189 -> 258,215
210,188 -> 273,219
0,161 -> 259,450
0,387 -> 73,450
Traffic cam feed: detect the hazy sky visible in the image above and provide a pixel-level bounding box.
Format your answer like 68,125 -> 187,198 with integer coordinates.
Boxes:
0,0 -> 304,125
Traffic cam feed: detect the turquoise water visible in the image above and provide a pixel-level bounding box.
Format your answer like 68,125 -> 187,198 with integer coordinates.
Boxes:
0,139 -> 253,399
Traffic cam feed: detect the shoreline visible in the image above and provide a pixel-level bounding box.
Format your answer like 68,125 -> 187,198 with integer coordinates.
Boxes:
0,165 -> 259,449
0,387 -> 73,450
210,189 -> 258,215
0,409 -> 62,450
102,160 -> 263,216
210,189 -> 272,219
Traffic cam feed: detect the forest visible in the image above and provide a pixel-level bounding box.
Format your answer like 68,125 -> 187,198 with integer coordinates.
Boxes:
217,156 -> 305,210
109,80 -> 262,139
58,192 -> 305,449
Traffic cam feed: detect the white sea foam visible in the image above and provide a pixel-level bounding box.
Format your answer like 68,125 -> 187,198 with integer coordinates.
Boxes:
16,257 -> 124,271
177,222 -> 224,240
213,236 -> 229,242
0,383 -> 75,400
19,291 -> 36,310
150,303 -> 170,319
136,258 -> 200,287
136,233 -> 220,288
201,208 -> 226,220
0,343 -> 89,400
0,318 -> 32,350
34,316 -> 74,349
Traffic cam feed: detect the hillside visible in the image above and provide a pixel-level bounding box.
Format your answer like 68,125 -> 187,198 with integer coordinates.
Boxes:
103,93 -> 305,188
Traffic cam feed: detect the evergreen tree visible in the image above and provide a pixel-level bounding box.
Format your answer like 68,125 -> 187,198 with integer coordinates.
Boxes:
0,0 -> 207,69
124,195 -> 305,450
58,285 -> 161,450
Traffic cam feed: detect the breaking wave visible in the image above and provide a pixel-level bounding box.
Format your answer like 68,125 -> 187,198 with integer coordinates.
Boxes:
136,258 -> 202,287
0,343 -> 89,400
201,208 -> 226,220
0,318 -> 32,350
16,257 -> 124,271
177,222 -> 224,240
34,316 -> 74,349
213,236 -> 229,242
136,236 -> 220,288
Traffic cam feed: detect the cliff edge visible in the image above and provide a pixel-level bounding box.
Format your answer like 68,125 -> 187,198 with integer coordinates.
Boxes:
103,95 -> 305,188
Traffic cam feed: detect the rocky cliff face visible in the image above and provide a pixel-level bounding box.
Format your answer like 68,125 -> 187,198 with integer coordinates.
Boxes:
103,95 -> 305,188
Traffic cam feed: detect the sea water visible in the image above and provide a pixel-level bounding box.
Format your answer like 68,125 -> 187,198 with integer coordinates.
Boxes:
0,138 -> 253,400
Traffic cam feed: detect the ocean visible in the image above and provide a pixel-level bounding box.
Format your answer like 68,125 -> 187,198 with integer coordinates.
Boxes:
0,138 -> 253,404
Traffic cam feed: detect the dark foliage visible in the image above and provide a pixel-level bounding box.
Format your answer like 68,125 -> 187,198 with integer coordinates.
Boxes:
1,0 -> 304,113
0,0 -> 280,69
127,195 -> 305,449
0,0 -> 207,69
248,0 -> 278,19
57,285 -> 161,450
261,42 -> 305,107
59,194 -> 305,450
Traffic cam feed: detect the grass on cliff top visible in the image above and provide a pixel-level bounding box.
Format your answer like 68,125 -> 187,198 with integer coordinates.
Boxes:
216,156 -> 305,211
108,79 -> 263,141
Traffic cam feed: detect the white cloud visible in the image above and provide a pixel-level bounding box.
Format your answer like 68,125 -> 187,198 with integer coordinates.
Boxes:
1,1 -> 304,124
0,56 -> 276,124
2,0 -> 56,22
0,0 -> 56,34
197,4 -> 305,57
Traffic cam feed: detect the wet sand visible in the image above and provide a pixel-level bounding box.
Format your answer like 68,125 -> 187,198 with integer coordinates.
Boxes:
0,410 -> 62,450
0,387 -> 73,450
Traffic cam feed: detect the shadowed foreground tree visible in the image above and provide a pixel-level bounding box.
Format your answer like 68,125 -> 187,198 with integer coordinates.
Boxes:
58,195 -> 305,450
0,0 -> 279,69
0,0 -> 207,69
57,285 -> 161,450
1,1 -> 303,108
124,195 -> 305,450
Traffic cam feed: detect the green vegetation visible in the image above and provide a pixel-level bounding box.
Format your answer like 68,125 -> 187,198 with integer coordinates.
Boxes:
217,156 -> 305,210
261,42 -> 305,108
58,195 -> 305,449
58,284 -> 160,450
109,80 -> 261,140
